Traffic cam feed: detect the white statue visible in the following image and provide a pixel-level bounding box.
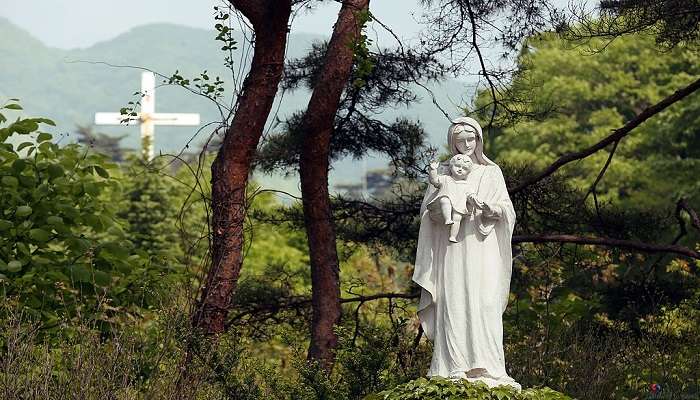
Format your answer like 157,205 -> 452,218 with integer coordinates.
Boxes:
413,117 -> 520,390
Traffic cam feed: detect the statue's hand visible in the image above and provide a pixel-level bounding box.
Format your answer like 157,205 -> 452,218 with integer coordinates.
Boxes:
429,160 -> 440,170
481,201 -> 501,219
467,193 -> 485,210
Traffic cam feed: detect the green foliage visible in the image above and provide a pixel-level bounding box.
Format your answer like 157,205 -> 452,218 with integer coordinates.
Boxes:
166,69 -> 226,100
0,102 -> 137,326
372,377 -> 571,400
351,9 -> 375,88
477,32 -> 700,210
119,162 -> 184,261
0,103 -> 195,331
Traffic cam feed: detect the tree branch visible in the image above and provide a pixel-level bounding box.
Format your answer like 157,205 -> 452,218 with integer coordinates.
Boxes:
509,77 -> 700,195
513,234 -> 700,259
678,198 -> 700,232
227,0 -> 266,26
465,0 -> 499,134
227,291 -> 419,326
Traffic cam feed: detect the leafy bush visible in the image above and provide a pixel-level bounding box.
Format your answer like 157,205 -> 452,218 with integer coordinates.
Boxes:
370,377 -> 571,400
0,101 -> 153,330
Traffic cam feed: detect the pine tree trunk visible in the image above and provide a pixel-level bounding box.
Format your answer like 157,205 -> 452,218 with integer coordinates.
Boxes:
193,0 -> 292,334
299,0 -> 370,369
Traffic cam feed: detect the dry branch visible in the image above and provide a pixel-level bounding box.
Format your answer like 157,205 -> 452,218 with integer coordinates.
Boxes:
513,234 -> 700,259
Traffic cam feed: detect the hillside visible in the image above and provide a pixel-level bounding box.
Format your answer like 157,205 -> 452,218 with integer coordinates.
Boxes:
0,17 -> 469,189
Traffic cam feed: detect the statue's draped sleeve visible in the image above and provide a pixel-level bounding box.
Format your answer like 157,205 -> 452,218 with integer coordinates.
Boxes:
476,166 -> 516,312
412,165 -> 515,340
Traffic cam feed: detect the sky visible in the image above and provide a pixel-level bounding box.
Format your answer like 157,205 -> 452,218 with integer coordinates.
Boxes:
0,0 -> 427,49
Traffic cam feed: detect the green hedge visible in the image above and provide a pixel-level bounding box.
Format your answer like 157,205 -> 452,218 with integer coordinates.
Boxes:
367,377 -> 572,400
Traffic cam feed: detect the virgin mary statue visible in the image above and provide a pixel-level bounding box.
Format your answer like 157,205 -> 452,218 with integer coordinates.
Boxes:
412,117 -> 520,390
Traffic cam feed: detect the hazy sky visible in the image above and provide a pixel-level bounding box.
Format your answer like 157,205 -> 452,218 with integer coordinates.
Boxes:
0,0 -> 426,49
0,0 -> 580,49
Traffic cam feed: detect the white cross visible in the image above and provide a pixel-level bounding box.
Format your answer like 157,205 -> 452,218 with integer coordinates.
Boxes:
94,71 -> 201,160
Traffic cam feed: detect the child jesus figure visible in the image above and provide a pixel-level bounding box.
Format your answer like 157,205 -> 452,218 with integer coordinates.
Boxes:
427,154 -> 479,242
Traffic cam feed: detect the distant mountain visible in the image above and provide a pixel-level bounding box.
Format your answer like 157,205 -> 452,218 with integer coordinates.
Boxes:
0,17 -> 470,192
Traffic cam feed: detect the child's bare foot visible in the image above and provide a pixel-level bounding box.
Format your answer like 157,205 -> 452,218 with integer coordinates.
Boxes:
445,219 -> 454,225
448,236 -> 458,243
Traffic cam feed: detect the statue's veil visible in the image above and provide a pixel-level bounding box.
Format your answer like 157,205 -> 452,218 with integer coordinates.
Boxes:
447,117 -> 496,166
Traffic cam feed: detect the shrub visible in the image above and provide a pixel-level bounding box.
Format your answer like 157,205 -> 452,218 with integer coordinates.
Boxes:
370,377 -> 571,400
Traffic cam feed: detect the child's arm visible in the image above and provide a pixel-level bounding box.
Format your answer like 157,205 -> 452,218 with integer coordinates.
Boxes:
428,161 -> 442,188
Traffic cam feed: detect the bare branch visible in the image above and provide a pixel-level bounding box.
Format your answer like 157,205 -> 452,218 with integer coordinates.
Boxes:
227,291 -> 419,326
513,234 -> 700,259
465,0 -> 498,134
583,139 -> 619,204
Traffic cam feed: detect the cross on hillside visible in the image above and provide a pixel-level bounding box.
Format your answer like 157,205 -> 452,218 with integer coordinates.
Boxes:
94,71 -> 200,160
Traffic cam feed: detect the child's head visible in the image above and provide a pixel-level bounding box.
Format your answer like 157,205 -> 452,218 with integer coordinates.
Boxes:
449,154 -> 473,179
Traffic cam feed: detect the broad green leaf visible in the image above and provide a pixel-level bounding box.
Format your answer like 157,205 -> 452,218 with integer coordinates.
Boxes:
34,118 -> 55,126
12,159 -> 27,172
69,265 -> 92,283
16,242 -> 30,255
67,237 -> 91,253
16,205 -> 32,217
84,214 -> 102,230
47,164 -> 64,179
7,260 -> 22,272
19,175 -> 36,187
4,103 -> 22,110
94,166 -> 110,178
93,270 -> 112,286
32,256 -> 52,265
46,216 -> 63,225
29,228 -> 51,242
101,242 -> 129,258
16,141 -> 33,152
37,132 -> 52,142
0,219 -> 12,230
11,119 -> 39,134
1,176 -> 19,187
83,182 -> 99,196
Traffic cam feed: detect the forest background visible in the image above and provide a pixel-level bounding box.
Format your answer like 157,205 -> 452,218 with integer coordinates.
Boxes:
1,1 -> 699,399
